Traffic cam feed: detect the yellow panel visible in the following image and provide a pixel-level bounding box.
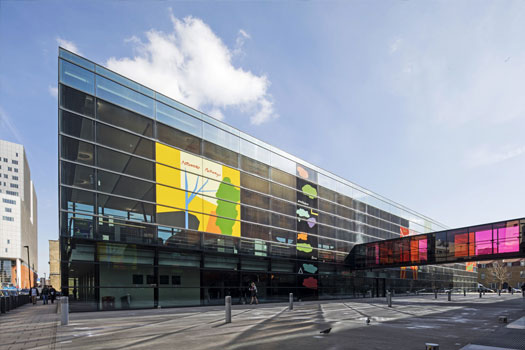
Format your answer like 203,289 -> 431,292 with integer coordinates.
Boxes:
156,164 -> 181,187
156,142 -> 180,168
222,164 -> 240,187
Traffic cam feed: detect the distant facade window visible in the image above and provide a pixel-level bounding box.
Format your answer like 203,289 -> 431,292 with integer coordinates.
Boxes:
11,176 -> 17,180
5,208 -> 11,213
2,198 -> 16,204
521,271 -> 525,278
10,184 -> 18,189
14,168 -> 18,173
508,262 -> 512,267
4,248 -> 7,253
2,158 -> 7,162
3,174 -> 7,178
7,167 -> 11,172
521,260 -> 525,267
480,273 -> 485,280
5,191 -> 18,196
2,216 -> 14,222
11,160 -> 18,165
7,239 -> 10,244
15,153 -> 18,157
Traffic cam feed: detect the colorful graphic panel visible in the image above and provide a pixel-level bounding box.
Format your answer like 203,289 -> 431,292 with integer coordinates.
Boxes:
156,143 -> 241,236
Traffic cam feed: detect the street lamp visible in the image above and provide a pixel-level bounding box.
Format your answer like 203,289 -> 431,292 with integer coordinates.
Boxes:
24,245 -> 31,288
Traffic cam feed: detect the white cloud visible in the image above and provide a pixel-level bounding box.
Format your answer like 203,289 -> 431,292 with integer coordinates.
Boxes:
106,15 -> 276,125
0,106 -> 23,144
389,38 -> 402,54
48,85 -> 58,99
56,37 -> 81,54
465,145 -> 525,168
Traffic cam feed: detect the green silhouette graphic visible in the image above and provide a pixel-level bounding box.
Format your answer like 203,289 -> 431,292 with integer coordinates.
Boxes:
297,242 -> 313,253
303,263 -> 318,273
215,177 -> 240,235
296,208 -> 310,219
302,184 -> 318,199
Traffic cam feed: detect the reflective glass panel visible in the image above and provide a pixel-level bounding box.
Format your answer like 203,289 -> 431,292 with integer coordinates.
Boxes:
157,123 -> 201,155
60,85 -> 95,117
97,99 -> 153,137
96,76 -> 154,118
59,60 -> 95,94
59,49 -> 95,71
95,65 -> 154,98
61,136 -> 94,165
156,101 -> 202,137
60,110 -> 94,140
96,124 -> 154,159
202,123 -> 239,152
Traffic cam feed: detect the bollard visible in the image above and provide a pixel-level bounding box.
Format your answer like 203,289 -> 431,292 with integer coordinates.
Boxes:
434,290 -> 437,299
0,297 -> 5,314
387,292 -> 392,307
225,296 -> 231,324
447,291 -> 451,301
289,293 -> 293,311
425,343 -> 440,350
479,291 -> 482,298
464,289 -> 466,297
498,289 -> 501,296
61,297 -> 69,326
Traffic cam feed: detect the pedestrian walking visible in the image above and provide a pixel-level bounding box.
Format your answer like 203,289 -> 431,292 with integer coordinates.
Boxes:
42,285 -> 49,305
30,285 -> 39,305
49,287 -> 57,304
521,284 -> 525,297
249,282 -> 258,305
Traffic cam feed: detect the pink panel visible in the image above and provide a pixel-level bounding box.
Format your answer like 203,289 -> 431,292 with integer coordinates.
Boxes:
419,239 -> 427,262
497,226 -> 520,253
475,229 -> 492,255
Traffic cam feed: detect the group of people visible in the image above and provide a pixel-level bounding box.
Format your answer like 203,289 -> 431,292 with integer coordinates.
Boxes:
29,285 -> 57,305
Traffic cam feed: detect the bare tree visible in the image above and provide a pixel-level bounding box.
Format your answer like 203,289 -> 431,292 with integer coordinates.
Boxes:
489,260 -> 509,290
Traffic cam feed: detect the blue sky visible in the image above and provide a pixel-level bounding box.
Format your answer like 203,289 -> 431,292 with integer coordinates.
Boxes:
1,1 -> 524,276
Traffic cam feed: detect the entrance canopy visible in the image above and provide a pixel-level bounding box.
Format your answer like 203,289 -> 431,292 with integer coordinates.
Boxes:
345,218 -> 525,270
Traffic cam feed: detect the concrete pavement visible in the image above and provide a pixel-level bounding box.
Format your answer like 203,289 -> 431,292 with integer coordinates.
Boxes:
1,293 -> 523,350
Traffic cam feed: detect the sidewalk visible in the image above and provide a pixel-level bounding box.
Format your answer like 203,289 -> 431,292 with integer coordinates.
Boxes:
0,300 -> 59,350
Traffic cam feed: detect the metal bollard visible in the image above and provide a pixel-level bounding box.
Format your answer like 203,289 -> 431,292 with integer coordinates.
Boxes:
479,291 -> 482,298
464,289 -> 466,297
0,297 -> 5,314
434,290 -> 437,299
387,291 -> 392,307
447,291 -> 451,301
289,293 -> 293,311
61,297 -> 69,326
498,289 -> 501,296
225,296 -> 231,324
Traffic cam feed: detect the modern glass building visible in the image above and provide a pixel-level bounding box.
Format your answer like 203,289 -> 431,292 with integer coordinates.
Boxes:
58,48 -> 476,311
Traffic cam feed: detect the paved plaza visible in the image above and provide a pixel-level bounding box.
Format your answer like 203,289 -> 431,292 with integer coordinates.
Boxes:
1,294 -> 524,350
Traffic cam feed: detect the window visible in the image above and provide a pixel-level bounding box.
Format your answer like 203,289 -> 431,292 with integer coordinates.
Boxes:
172,276 -> 181,285
521,260 -> 525,267
59,60 -> 95,94
5,191 -> 18,196
156,101 -> 202,137
11,160 -> 18,165
15,153 -> 18,157
3,174 -> 7,178
61,162 -> 95,189
2,158 -> 7,162
2,216 -> 14,221
97,170 -> 154,202
96,75 -> 154,118
97,146 -> 154,181
159,275 -> 169,285
60,110 -> 94,140
14,169 -> 18,173
2,199 -> 16,204
7,240 -> 9,244
202,141 -> 238,168
7,167 -> 11,171
10,184 -> 18,189
157,122 -> 201,155
5,208 -> 12,213
521,271 -> 525,278
11,176 -> 18,180
61,136 -> 94,165
96,99 -> 153,137
132,275 -> 143,284
481,273 -> 485,280
59,85 -> 95,117
96,124 -> 153,159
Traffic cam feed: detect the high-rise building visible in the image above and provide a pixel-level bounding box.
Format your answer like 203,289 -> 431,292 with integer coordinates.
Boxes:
58,48 -> 476,311
0,140 -> 38,289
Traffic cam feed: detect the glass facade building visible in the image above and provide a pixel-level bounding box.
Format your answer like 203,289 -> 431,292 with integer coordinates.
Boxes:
58,48 -> 476,311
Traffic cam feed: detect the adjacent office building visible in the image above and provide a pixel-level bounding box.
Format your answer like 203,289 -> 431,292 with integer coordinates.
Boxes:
58,48 -> 476,311
0,140 -> 38,289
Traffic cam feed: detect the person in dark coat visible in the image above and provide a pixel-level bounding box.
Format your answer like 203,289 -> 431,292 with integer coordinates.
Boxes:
41,286 -> 49,305
49,287 -> 57,304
